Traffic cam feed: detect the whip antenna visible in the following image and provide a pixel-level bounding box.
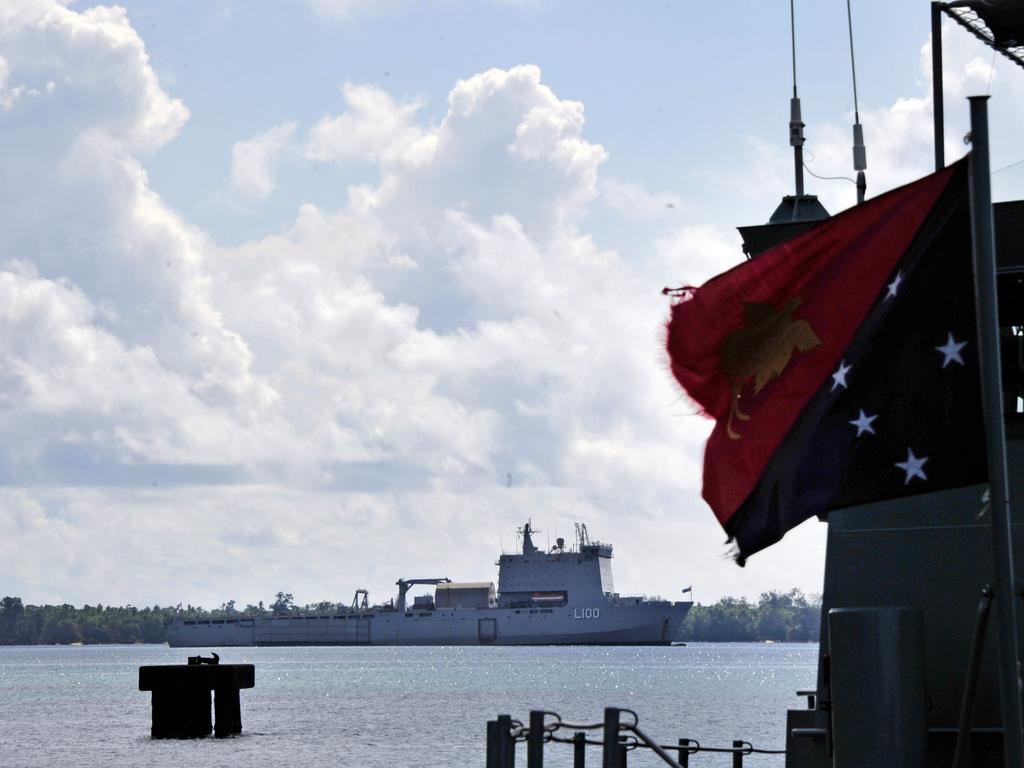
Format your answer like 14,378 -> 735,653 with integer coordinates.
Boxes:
735,0 -> 828,257
847,0 -> 867,203
789,0 -> 806,197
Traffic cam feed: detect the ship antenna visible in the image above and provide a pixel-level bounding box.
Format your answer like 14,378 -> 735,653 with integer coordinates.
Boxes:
788,0 -> 806,198
847,0 -> 867,204
736,0 -> 828,257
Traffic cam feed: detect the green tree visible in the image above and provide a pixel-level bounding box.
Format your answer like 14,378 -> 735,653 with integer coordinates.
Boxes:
44,618 -> 80,645
270,592 -> 294,616
677,592 -> 821,642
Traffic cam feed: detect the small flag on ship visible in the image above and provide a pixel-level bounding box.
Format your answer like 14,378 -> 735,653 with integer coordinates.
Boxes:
681,586 -> 693,594
665,159 -> 986,564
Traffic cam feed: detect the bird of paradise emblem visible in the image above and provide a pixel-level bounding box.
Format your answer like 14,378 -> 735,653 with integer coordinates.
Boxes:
720,298 -> 821,439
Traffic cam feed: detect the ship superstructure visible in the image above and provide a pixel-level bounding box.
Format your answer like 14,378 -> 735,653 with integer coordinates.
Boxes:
165,522 -> 692,647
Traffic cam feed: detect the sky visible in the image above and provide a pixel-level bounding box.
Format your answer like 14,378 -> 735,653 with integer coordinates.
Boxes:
2,0 -> 1023,610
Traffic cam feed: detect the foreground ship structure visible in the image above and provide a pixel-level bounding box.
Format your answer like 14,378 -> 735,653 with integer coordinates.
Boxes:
166,522 -> 692,647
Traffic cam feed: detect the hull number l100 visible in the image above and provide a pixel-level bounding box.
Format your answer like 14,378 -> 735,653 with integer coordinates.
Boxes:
573,608 -> 600,619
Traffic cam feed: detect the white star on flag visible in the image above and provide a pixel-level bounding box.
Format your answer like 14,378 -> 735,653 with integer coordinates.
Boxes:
935,332 -> 967,368
849,409 -> 877,436
884,270 -> 903,301
831,360 -> 851,391
895,447 -> 929,484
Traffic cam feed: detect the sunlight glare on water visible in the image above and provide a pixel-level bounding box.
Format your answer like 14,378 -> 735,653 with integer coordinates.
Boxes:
0,643 -> 817,767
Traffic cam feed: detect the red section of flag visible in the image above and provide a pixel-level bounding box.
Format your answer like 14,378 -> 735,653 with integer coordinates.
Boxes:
666,165 -> 957,528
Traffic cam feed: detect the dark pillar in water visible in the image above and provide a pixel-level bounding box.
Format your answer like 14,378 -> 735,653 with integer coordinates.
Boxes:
150,689 -> 212,738
139,658 -> 255,739
214,687 -> 242,737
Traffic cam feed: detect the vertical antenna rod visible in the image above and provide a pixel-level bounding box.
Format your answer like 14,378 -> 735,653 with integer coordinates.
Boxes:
847,0 -> 867,203
789,0 -> 806,197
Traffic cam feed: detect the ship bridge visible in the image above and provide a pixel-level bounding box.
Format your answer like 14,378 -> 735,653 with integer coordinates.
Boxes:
496,522 -> 615,606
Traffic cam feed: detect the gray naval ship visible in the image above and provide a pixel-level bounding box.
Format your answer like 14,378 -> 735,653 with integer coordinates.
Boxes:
165,522 -> 692,647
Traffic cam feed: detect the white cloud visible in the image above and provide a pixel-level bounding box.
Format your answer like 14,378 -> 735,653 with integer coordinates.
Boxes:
228,121 -> 297,207
0,3 -> 187,151
600,178 -> 686,221
306,84 -> 433,167
0,0 -> 831,608
655,224 -> 744,288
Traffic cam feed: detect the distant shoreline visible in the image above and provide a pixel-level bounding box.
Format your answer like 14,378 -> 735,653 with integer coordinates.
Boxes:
0,589 -> 821,645
0,639 -> 820,647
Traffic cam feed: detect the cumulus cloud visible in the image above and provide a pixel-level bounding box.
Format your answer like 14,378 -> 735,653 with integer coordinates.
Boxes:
228,121 -> 297,207
0,3 -> 187,151
1,0 -> 828,607
306,84 -> 432,167
0,1 -> 272,476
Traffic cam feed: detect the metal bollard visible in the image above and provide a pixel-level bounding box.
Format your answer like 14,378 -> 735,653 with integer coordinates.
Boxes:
528,710 -> 545,768
732,739 -> 744,768
677,738 -> 690,767
573,731 -> 586,768
602,708 -> 621,768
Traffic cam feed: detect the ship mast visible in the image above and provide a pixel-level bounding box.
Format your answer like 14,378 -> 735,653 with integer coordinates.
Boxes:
736,0 -> 829,260
519,521 -> 540,555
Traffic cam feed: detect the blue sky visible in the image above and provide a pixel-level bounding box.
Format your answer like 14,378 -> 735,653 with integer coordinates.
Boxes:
136,1 -> 942,243
1,0 -> 1021,610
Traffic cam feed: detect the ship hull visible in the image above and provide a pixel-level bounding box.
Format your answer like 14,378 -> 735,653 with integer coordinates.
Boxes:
165,601 -> 692,648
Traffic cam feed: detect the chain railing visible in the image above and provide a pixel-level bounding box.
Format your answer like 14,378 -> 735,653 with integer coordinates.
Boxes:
486,706 -> 785,767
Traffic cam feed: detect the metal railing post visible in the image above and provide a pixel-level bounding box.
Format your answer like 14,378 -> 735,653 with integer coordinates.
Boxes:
573,731 -> 587,768
602,708 -> 621,768
485,709 -> 788,767
487,720 -> 499,768
677,738 -> 690,767
528,710 -> 545,768
497,714 -> 514,768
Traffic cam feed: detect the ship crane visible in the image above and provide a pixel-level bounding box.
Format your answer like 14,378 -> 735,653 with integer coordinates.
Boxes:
351,589 -> 369,612
395,577 -> 451,611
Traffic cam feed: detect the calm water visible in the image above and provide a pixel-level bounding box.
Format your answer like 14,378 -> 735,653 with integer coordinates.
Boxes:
0,643 -> 817,767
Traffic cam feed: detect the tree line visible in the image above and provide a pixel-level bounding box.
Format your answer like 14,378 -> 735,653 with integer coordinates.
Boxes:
0,589 -> 821,645
677,589 -> 821,642
0,592 -> 353,645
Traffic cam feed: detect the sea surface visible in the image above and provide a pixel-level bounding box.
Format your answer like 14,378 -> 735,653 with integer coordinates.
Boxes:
0,643 -> 817,767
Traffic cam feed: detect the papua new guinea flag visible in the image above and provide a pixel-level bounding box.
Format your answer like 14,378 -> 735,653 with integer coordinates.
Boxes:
666,158 -> 986,563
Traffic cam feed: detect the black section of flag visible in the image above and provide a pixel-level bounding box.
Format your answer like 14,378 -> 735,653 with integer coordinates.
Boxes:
727,162 -> 986,562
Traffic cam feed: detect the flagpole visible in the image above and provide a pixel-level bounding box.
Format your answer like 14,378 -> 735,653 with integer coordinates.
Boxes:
967,95 -> 1023,768
931,2 -> 944,171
